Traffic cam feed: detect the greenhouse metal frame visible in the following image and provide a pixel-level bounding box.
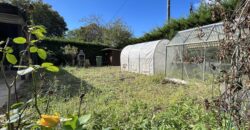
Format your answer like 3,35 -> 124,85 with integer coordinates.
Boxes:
165,22 -> 226,80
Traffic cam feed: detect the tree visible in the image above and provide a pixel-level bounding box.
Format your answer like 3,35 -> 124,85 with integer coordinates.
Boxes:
66,15 -> 104,43
71,24 -> 103,43
102,19 -> 132,48
66,16 -> 132,48
10,0 -> 68,37
9,0 -> 32,6
32,1 -> 68,36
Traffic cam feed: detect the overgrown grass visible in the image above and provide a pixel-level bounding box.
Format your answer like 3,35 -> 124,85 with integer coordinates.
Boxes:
28,66 -> 222,129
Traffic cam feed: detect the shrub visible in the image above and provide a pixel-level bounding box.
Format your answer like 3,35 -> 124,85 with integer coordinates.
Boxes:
38,38 -> 108,66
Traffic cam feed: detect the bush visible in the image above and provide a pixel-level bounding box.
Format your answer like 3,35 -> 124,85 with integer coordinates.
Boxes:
38,38 -> 109,66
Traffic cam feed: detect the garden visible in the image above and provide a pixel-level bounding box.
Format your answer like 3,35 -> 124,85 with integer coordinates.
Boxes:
0,65 -> 225,129
0,0 -> 250,130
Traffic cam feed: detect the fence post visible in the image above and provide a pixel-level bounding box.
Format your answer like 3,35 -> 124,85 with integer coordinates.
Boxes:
165,46 -> 168,76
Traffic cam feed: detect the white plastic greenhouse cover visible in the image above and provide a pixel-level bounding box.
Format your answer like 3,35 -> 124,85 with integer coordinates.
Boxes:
120,39 -> 169,75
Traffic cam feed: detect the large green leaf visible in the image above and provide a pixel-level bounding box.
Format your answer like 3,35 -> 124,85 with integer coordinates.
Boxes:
37,48 -> 47,60
63,115 -> 78,130
6,53 -> 17,64
31,40 -> 38,44
41,62 -> 53,68
13,37 -> 26,44
5,47 -> 13,53
31,26 -> 46,40
33,30 -> 44,40
29,46 -> 38,53
78,114 -> 91,125
46,66 -> 59,72
32,25 -> 47,34
11,102 -> 24,110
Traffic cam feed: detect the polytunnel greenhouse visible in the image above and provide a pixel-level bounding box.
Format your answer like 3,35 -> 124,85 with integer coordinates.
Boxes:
121,39 -> 169,75
165,22 -> 228,80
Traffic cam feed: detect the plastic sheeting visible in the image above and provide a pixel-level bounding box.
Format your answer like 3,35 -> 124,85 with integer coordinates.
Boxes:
121,39 -> 169,75
165,22 -> 226,80
169,22 -> 224,46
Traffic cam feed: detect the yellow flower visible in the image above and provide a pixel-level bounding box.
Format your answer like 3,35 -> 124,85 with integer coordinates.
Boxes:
37,114 -> 60,128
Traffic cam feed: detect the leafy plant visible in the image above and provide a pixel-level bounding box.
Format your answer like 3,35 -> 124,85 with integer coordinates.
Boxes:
0,16 -> 91,130
61,45 -> 78,66
62,114 -> 91,130
0,23 -> 60,130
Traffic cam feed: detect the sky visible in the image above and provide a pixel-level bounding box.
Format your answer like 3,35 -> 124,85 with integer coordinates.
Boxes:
43,0 -> 201,37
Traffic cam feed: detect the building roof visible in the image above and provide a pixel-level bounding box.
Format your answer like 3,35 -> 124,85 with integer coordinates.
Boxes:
0,3 -> 27,25
101,48 -> 121,51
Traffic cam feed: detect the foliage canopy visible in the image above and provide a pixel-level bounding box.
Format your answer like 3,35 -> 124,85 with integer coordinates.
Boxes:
9,0 -> 68,37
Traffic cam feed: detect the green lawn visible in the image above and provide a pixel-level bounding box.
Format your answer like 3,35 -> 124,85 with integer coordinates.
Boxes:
25,66 -> 221,129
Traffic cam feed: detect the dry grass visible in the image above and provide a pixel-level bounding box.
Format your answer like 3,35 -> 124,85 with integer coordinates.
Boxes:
2,66 -> 218,129
32,66 -> 215,128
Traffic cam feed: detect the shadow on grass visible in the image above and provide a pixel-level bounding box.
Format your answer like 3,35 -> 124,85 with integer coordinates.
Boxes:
47,68 -> 95,97
0,68 -> 97,114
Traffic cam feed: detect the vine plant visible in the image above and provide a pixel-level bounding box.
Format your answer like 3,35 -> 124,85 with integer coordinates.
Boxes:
205,0 -> 250,129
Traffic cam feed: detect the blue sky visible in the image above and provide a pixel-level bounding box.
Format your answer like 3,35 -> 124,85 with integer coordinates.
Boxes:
43,0 -> 201,37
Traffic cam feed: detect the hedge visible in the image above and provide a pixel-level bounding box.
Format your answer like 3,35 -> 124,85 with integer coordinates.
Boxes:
38,38 -> 109,66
